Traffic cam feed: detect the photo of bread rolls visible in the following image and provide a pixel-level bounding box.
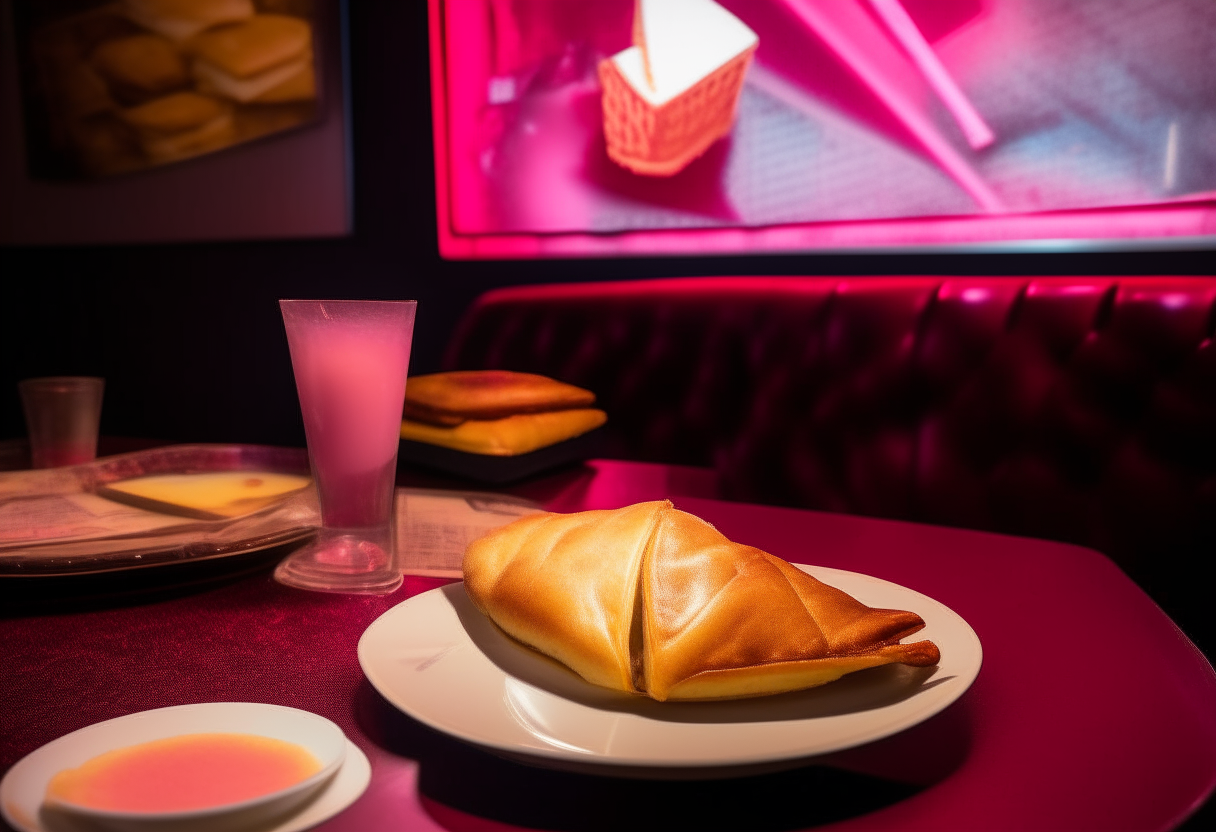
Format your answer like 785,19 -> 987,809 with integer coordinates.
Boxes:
191,14 -> 316,103
121,0 -> 256,43
91,33 -> 190,104
117,91 -> 235,163
15,0 -> 323,179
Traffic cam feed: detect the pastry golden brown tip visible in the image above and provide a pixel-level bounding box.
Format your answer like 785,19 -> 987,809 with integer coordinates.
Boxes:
463,501 -> 940,701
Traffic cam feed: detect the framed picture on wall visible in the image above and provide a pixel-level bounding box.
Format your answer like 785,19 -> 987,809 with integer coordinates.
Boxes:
0,0 -> 351,245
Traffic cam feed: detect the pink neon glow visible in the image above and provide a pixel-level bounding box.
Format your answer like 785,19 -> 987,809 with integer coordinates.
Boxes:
436,202 -> 1216,260
427,0 -> 1216,259
865,0 -> 994,148
1051,285 -> 1105,296
467,276 -> 1214,306
724,0 -> 1002,211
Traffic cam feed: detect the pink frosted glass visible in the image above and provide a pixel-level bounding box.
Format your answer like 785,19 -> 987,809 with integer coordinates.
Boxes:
277,300 -> 416,595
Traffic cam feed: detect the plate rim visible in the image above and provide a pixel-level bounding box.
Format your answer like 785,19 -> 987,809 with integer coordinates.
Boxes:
358,565 -> 983,772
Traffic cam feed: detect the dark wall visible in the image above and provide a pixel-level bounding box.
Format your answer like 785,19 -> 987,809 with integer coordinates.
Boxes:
1,2 -> 1211,449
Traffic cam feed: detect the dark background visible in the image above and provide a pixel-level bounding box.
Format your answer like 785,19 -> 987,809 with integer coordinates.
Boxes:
1,1 -> 1211,449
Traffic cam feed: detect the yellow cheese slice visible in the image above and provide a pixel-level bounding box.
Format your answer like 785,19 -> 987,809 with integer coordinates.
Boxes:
400,409 -> 607,456
97,471 -> 311,519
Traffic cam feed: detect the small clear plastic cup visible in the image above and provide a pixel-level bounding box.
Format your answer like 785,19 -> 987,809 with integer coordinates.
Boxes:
19,376 -> 105,469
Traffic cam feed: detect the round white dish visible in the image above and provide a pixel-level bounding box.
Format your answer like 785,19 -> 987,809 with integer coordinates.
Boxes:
0,703 -> 371,832
358,565 -> 982,776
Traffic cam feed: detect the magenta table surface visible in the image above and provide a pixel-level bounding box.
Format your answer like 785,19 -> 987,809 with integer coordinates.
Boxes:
2,460 -> 1214,832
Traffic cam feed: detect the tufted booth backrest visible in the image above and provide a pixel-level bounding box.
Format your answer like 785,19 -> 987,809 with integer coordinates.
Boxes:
445,276 -> 1216,647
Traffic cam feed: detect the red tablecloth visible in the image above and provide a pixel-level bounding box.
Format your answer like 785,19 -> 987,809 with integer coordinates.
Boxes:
3,460 -> 1214,831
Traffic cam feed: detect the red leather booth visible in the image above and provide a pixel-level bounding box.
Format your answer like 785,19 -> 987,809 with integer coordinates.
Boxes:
445,276 -> 1216,656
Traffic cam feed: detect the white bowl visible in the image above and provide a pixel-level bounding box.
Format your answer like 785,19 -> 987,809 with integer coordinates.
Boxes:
9,703 -> 346,832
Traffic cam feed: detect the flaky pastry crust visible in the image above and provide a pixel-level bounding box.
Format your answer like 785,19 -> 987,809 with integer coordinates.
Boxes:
463,501 -> 940,701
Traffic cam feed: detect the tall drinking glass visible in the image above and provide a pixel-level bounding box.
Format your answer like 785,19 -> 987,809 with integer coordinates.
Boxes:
277,300 -> 416,594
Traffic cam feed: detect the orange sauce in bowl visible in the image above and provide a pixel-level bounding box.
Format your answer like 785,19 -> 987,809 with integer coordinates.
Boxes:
45,733 -> 323,813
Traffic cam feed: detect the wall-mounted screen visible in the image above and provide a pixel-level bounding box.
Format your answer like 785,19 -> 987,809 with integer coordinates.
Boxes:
428,0 -> 1216,259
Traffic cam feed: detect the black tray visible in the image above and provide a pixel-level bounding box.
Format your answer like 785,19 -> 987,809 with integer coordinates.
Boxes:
396,428 -> 605,485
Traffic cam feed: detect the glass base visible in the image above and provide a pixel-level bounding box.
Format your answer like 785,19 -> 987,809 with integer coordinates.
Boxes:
274,529 -> 402,595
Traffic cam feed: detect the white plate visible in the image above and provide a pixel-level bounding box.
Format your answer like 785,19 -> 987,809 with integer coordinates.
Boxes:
0,703 -> 371,832
358,566 -> 982,776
